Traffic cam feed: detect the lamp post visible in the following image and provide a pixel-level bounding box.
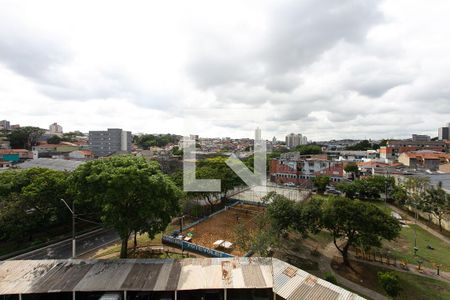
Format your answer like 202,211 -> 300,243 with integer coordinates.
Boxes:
61,199 -> 76,258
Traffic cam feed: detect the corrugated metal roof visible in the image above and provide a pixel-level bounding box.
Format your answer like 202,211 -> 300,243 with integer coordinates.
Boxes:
0,258 -> 364,299
17,158 -> 84,171
272,258 -> 364,300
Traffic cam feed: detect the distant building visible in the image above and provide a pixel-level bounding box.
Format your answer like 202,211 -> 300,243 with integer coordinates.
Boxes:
285,133 -> 304,148
301,135 -> 308,145
379,146 -> 394,160
412,134 -> 431,142
255,127 -> 261,140
439,123 -> 450,140
49,122 -> 63,135
88,128 -> 132,157
270,154 -> 344,187
398,150 -> 450,171
272,136 -> 277,143
0,120 -> 10,131
386,140 -> 446,157
68,150 -> 94,160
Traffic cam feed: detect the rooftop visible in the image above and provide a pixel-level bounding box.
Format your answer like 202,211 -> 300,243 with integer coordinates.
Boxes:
17,158 -> 84,171
0,258 -> 363,299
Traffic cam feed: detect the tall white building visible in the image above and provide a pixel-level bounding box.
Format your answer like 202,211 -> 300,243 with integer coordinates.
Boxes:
255,127 -> 261,140
285,133 -> 308,148
0,120 -> 10,131
49,123 -> 63,135
285,133 -> 301,148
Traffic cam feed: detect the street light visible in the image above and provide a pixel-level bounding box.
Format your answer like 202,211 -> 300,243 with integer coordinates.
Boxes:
61,198 -> 76,259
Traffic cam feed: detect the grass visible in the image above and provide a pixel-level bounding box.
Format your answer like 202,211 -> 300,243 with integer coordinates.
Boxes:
367,202 -> 450,270
385,224 -> 450,270
333,260 -> 450,300
309,231 -> 333,248
88,225 -> 176,259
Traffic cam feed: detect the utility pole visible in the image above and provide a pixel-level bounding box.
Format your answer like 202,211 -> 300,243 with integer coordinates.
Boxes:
61,199 -> 76,258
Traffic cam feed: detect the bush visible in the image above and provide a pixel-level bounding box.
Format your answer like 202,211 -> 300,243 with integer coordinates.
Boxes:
324,272 -> 337,284
378,271 -> 401,297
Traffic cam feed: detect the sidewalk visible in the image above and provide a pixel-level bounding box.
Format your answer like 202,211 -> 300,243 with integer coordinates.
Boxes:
352,256 -> 450,283
318,243 -> 388,300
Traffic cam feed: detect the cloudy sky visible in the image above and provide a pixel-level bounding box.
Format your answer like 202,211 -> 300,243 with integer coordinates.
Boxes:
1,0 -> 450,141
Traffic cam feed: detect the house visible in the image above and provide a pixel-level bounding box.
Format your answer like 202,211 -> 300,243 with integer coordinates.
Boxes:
0,149 -> 31,161
0,160 -> 12,169
68,150 -> 94,160
398,151 -> 450,171
270,156 -> 344,186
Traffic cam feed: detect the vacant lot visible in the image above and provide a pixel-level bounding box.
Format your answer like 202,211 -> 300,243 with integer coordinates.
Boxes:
186,204 -> 265,256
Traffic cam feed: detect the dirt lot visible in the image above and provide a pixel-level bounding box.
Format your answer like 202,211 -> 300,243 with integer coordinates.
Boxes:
185,204 -> 265,256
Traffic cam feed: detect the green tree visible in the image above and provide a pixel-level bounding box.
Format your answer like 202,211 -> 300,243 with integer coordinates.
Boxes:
313,175 -> 330,194
265,193 -> 322,238
194,157 -> 244,212
8,126 -> 45,149
265,192 -> 296,235
404,177 -> 430,214
47,135 -> 62,144
321,197 -> 401,266
424,182 -> 449,232
61,131 -> 84,142
345,140 -> 374,151
0,168 -> 70,241
344,163 -> 359,174
392,185 -> 408,205
171,146 -> 183,156
70,155 -> 181,258
378,271 -> 401,298
293,145 -> 322,155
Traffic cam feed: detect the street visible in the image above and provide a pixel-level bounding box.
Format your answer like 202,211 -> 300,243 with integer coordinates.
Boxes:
10,228 -> 120,260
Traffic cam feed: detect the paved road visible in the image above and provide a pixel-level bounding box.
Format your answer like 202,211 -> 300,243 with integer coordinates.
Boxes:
10,228 -> 120,260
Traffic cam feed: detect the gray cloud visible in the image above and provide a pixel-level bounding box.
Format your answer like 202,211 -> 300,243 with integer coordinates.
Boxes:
263,0 -> 383,74
0,27 -> 70,81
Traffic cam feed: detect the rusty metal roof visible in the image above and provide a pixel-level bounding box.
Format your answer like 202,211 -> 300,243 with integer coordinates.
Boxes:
272,258 -> 364,300
0,258 -> 364,299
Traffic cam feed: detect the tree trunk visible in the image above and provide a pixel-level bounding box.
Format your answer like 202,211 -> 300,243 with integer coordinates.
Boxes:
120,238 -> 128,258
439,217 -> 442,232
342,244 -> 351,267
133,231 -> 138,250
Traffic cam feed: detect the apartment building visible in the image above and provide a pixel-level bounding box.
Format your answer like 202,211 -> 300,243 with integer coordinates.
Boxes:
438,122 -> 450,140
88,128 -> 132,157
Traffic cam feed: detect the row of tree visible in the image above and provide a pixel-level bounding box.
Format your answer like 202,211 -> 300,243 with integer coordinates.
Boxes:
333,174 -> 449,232
238,192 -> 401,266
133,134 -> 180,149
0,155 -> 182,258
7,126 -> 85,149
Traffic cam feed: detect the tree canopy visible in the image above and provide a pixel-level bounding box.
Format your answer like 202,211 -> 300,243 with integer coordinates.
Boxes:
70,155 -> 181,258
134,134 -> 179,149
0,168 -> 71,242
345,140 -> 379,151
47,135 -> 62,144
320,197 -> 401,265
293,144 -> 322,155
8,126 -> 45,149
313,175 -> 330,194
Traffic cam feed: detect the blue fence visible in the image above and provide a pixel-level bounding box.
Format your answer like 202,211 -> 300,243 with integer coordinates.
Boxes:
163,201 -> 243,258
162,236 -> 233,258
